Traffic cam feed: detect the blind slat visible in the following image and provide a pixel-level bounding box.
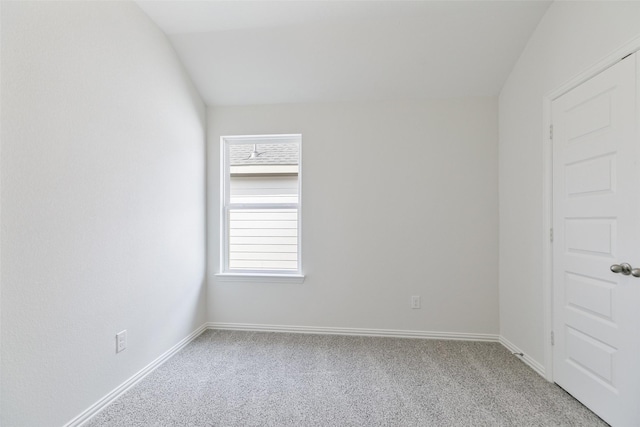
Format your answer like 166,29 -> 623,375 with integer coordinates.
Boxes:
231,229 -> 297,237
230,220 -> 297,229
230,260 -> 298,269
230,236 -> 297,245
230,252 -> 298,261
230,244 -> 298,253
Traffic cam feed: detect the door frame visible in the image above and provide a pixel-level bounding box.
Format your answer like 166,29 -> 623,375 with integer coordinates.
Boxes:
542,35 -> 640,382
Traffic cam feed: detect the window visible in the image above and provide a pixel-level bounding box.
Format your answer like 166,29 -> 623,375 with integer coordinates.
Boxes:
219,135 -> 302,281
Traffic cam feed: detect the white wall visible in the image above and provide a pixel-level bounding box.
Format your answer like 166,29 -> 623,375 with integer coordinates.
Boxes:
208,99 -> 499,334
499,2 -> 640,367
1,2 -> 206,426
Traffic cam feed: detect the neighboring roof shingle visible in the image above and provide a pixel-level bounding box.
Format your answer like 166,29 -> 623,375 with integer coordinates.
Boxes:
230,143 -> 299,166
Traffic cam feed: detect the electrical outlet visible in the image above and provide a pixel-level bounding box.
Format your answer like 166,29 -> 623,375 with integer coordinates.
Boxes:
116,330 -> 127,353
411,296 -> 421,309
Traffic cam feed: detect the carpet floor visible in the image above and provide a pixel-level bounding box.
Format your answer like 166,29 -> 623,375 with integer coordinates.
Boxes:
87,330 -> 606,426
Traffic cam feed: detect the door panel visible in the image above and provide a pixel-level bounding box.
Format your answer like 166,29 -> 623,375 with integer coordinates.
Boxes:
564,154 -> 614,196
552,53 -> 640,427
564,273 -> 614,320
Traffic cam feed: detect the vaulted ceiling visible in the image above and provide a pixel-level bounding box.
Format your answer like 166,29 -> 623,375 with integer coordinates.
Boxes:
136,1 -> 551,106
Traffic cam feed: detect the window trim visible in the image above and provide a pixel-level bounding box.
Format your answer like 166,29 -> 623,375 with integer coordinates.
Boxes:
214,273 -> 305,284
219,134 -> 303,279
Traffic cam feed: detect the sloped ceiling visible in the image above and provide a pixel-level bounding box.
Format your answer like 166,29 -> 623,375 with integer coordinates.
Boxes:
136,1 -> 551,106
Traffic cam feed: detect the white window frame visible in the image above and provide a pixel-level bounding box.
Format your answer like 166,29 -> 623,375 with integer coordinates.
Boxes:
216,134 -> 304,283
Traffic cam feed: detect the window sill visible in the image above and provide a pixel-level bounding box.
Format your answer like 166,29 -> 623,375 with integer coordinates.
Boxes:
214,273 -> 305,284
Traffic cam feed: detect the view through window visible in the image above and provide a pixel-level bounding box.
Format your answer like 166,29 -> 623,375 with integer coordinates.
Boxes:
222,135 -> 301,274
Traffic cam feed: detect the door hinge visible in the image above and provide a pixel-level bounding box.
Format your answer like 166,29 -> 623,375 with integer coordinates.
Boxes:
551,331 -> 555,346
550,228 -> 554,242
549,124 -> 554,140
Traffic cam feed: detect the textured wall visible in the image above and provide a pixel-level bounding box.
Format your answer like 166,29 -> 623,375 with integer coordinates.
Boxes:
208,98 -> 499,335
499,1 -> 640,367
1,2 -> 206,425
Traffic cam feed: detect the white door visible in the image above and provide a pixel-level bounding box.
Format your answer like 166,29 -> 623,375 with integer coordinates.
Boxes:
552,52 -> 640,427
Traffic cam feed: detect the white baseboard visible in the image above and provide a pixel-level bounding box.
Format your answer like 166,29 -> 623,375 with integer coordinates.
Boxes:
207,322 -> 500,342
499,335 -> 546,378
64,323 -> 209,427
208,323 -> 546,377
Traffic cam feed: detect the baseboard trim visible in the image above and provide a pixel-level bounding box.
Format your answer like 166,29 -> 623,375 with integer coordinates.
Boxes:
207,322 -> 499,342
64,323 -> 209,427
499,335 -> 546,378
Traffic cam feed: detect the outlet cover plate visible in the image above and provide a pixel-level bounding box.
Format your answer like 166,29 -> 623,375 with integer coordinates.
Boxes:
116,330 -> 127,353
411,296 -> 421,309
